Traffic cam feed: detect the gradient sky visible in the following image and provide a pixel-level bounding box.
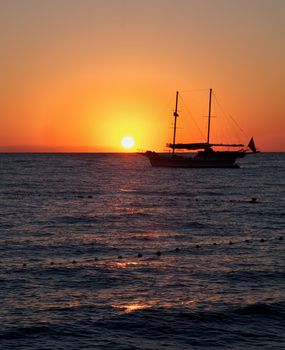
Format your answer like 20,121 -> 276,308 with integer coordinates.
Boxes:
0,0 -> 284,152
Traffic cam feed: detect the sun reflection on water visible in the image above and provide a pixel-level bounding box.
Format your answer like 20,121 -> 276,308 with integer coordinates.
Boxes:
112,302 -> 154,313
114,261 -> 139,269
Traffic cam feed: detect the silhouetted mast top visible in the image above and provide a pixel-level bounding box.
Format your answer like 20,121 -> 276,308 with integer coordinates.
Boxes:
207,88 -> 212,144
172,91 -> 179,156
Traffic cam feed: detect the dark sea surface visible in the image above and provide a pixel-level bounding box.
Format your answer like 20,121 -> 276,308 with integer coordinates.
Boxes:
0,152 -> 284,350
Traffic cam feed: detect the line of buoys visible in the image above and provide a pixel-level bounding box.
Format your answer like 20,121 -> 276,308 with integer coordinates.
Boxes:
193,198 -> 260,204
6,191 -> 99,199
12,192 -> 263,205
8,235 -> 283,269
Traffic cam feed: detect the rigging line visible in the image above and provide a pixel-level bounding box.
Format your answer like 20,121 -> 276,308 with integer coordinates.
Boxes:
179,94 -> 205,139
211,98 -> 236,143
213,92 -> 247,137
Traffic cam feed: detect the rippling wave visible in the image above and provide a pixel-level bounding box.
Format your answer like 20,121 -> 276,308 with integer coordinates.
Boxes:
0,153 -> 284,349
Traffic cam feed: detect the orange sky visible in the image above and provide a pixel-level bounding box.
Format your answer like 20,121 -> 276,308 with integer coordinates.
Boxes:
0,0 -> 284,152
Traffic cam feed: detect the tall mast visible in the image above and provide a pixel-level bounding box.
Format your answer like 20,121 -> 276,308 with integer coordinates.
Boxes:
172,91 -> 179,156
207,88 -> 212,144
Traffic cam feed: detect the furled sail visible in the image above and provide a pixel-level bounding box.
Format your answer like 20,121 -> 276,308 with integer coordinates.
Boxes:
167,142 -> 244,150
167,143 -> 211,150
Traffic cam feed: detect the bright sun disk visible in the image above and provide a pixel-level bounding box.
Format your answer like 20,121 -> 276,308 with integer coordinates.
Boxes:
121,136 -> 135,149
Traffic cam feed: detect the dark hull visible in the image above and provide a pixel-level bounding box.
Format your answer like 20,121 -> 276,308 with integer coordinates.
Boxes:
143,151 -> 245,168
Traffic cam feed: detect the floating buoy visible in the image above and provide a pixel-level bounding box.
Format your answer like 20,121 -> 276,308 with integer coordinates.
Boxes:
195,244 -> 200,249
138,253 -> 142,258
175,247 -> 181,252
156,251 -> 161,256
72,260 -> 77,264
279,236 -> 283,240
118,255 -> 123,259
229,241 -> 233,245
260,238 -> 265,243
249,198 -> 257,203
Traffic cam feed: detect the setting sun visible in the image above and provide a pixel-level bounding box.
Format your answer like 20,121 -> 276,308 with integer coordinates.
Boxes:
121,136 -> 135,149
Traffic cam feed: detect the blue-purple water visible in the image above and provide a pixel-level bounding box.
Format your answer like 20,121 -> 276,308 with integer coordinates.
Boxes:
0,152 -> 284,349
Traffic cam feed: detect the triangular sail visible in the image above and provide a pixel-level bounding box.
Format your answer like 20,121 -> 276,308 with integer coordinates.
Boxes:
247,137 -> 257,153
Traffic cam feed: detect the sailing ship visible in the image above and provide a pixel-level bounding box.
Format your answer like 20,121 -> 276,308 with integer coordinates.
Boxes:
142,89 -> 258,168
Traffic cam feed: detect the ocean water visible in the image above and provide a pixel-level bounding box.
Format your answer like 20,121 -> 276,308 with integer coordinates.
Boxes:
0,152 -> 284,350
